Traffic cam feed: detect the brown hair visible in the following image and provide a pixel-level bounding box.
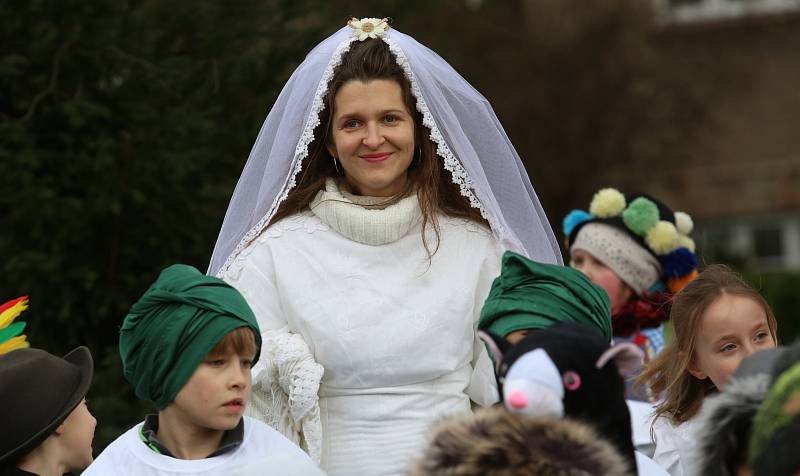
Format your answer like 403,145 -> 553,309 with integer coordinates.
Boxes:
636,264 -> 778,424
269,38 -> 486,255
207,327 -> 257,361
411,406 -> 632,476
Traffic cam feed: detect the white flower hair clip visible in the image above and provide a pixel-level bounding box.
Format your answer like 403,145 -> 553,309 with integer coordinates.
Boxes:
347,17 -> 390,41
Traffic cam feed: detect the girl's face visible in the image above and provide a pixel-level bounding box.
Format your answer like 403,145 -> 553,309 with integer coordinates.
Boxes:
570,249 -> 632,310
688,293 -> 776,389
327,79 -> 416,197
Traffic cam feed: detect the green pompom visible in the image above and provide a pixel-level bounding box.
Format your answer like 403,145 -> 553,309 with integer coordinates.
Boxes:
622,197 -> 659,235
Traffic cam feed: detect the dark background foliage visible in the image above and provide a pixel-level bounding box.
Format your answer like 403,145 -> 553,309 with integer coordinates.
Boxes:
2,0 -> 797,452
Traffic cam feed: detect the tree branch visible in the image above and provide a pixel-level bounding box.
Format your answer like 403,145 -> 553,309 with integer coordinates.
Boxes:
22,40 -> 72,122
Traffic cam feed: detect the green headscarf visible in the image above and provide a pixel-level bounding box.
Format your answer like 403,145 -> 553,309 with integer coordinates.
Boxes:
748,361 -> 800,465
119,264 -> 261,409
479,251 -> 612,341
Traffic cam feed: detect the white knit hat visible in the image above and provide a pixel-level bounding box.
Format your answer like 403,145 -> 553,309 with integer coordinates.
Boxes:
570,222 -> 661,296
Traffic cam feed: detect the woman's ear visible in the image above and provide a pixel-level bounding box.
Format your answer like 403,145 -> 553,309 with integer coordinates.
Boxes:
326,141 -> 337,159
681,350 -> 707,380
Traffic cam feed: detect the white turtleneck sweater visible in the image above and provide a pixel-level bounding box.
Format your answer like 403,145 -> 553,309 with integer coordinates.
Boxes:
224,181 -> 502,476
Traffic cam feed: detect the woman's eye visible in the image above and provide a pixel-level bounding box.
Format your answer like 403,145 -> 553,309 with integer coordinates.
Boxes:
383,114 -> 398,124
343,119 -> 360,129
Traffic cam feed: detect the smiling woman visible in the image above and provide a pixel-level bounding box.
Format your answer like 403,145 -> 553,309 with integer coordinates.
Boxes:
327,79 -> 415,198
209,17 -> 561,476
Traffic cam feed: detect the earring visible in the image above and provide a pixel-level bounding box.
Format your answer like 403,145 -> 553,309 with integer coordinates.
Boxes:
333,156 -> 341,175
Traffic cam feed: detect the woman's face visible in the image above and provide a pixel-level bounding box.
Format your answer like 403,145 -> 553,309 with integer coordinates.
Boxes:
570,248 -> 632,310
688,293 -> 776,389
327,79 -> 416,197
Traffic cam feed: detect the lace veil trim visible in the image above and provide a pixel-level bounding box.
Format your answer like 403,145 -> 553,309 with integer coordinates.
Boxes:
216,33 -> 488,277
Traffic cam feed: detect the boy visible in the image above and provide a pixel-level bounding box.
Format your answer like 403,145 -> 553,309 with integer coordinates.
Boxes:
0,346 -> 96,476
83,264 -> 322,475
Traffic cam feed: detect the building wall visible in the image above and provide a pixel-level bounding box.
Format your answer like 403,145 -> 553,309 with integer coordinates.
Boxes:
599,13 -> 800,269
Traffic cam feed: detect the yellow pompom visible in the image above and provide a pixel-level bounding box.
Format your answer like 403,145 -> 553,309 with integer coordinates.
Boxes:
646,220 -> 680,255
678,235 -> 696,253
589,188 -> 626,218
674,212 -> 694,235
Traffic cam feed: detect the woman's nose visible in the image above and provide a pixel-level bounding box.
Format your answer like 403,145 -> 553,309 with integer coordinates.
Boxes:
362,123 -> 385,148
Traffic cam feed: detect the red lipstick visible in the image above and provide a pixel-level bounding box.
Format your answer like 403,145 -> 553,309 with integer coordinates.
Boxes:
360,152 -> 391,163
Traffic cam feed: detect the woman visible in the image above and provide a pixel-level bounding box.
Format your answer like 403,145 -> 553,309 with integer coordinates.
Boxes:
209,17 -> 560,475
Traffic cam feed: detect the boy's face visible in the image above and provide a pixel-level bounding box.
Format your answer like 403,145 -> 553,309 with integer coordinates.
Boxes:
172,349 -> 254,431
58,399 -> 96,471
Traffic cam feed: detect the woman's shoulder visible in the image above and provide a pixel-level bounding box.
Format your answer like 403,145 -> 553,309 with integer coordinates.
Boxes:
258,211 -> 330,241
437,214 -> 494,238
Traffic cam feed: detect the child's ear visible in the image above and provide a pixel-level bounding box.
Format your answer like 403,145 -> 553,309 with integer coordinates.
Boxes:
681,351 -> 707,380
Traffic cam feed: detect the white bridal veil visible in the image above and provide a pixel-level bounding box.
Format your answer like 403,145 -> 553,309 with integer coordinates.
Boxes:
209,24 -> 562,276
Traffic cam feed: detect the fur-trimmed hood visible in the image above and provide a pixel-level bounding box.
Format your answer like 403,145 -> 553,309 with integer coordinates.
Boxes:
695,341 -> 800,476
411,406 -> 633,476
695,374 -> 771,476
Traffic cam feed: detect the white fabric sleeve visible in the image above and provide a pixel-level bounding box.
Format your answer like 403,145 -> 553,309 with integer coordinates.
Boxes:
465,239 -> 503,406
224,242 -> 325,463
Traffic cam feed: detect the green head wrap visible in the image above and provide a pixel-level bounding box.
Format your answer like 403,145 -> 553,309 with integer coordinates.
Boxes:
479,251 -> 612,342
748,361 -> 800,466
119,264 -> 261,409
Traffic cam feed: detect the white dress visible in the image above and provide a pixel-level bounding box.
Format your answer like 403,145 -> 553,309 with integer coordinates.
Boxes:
224,187 -> 502,476
650,414 -> 700,476
81,416 -> 323,476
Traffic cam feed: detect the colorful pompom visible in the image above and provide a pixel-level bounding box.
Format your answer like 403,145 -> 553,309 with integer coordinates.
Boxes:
648,281 -> 667,293
622,197 -> 660,236
668,270 -> 699,293
674,211 -> 694,235
646,220 -> 680,255
589,188 -> 626,218
563,209 -> 593,237
660,248 -> 699,278
678,235 -> 696,253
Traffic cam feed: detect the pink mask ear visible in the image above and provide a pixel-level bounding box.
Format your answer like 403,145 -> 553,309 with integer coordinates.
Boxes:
595,343 -> 644,379
478,330 -> 504,372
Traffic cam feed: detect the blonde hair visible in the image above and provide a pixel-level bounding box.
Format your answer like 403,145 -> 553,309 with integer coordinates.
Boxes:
636,264 -> 778,424
207,327 -> 257,360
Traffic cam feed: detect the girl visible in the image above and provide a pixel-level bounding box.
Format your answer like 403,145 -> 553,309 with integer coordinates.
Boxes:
637,264 -> 778,476
563,188 -> 699,400
209,17 -> 561,476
